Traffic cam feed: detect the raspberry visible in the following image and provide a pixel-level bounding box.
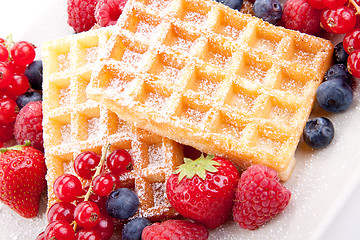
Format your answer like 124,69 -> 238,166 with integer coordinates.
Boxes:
67,0 -> 99,33
95,0 -> 127,27
232,164 -> 291,230
281,0 -> 322,35
142,220 -> 209,240
13,101 -> 43,152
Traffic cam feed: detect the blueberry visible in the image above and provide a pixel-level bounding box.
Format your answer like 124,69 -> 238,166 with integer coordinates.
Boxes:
253,0 -> 282,25
303,117 -> 334,149
15,91 -> 42,109
24,60 -> 43,90
215,0 -> 243,11
333,42 -> 348,64
323,64 -> 352,86
106,188 -> 139,219
316,78 -> 353,113
122,218 -> 151,240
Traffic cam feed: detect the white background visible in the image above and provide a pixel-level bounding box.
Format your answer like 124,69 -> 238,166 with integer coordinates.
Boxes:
1,0 -> 360,239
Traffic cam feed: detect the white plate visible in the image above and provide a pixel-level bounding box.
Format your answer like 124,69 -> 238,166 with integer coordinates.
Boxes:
1,0 -> 360,239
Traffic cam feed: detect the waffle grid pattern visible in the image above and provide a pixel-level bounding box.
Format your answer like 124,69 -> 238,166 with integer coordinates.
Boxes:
87,0 -> 333,180
42,27 -> 183,221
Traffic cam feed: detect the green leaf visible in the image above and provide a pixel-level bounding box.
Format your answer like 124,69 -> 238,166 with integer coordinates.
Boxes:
174,154 -> 221,183
0,141 -> 31,153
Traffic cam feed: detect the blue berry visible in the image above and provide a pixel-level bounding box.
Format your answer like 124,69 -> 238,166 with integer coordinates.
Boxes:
253,0 -> 282,25
24,60 -> 43,90
15,91 -> 42,109
333,42 -> 348,64
324,64 -> 352,86
303,117 -> 334,149
122,218 -> 151,240
215,0 -> 243,11
106,188 -> 139,219
316,78 -> 353,113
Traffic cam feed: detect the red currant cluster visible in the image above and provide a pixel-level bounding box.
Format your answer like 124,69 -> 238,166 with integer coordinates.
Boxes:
37,146 -> 132,240
0,35 -> 36,144
344,29 -> 360,77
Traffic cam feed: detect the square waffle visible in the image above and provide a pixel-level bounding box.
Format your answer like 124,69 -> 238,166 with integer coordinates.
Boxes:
87,0 -> 334,180
42,27 -> 183,221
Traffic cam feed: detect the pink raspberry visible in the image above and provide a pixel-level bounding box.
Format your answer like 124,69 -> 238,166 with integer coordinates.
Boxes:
13,101 -> 43,152
232,164 -> 291,230
142,220 -> 209,240
281,0 -> 322,36
95,0 -> 127,27
67,0 -> 99,33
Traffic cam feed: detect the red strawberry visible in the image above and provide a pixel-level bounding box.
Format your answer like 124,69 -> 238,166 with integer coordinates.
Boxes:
166,155 -> 239,229
142,219 -> 209,240
233,164 -> 291,230
0,141 -> 47,218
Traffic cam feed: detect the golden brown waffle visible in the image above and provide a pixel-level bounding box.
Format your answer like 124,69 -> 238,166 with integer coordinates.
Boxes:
87,0 -> 333,180
42,27 -> 183,221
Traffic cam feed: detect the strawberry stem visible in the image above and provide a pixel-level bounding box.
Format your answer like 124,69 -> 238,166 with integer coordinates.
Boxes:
174,154 -> 221,182
0,141 -> 31,153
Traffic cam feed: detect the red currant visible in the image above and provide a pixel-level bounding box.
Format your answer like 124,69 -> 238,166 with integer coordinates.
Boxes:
74,151 -> 101,180
47,201 -> 76,224
0,97 -> 17,124
53,174 -> 83,202
0,62 -> 13,89
0,122 -> 14,141
343,28 -> 360,54
45,220 -> 75,240
0,45 -> 8,62
7,60 -> 27,75
0,38 -> 5,45
76,187 -> 108,213
74,201 -> 101,228
320,6 -> 356,34
347,49 -> 360,78
6,74 -> 30,96
74,228 -> 101,240
321,0 -> 347,9
107,149 -> 132,175
92,173 -> 114,196
93,213 -> 114,240
35,231 -> 45,240
10,41 -> 36,66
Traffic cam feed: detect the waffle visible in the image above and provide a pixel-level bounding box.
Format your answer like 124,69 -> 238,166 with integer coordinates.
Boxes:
87,0 -> 333,180
42,27 -> 184,222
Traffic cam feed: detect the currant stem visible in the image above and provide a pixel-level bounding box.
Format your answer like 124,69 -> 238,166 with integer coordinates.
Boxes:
349,0 -> 360,15
73,143 -> 111,232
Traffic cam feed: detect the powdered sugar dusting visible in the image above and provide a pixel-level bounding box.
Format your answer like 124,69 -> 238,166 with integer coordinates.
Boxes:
182,11 -> 206,25
148,144 -> 164,168
192,76 -> 219,95
60,124 -> 71,144
122,49 -> 144,68
135,21 -> 157,39
85,46 -> 98,64
221,25 -> 243,41
59,87 -> 71,106
87,118 -> 101,139
144,92 -> 168,111
151,182 -> 170,206
58,53 -> 70,71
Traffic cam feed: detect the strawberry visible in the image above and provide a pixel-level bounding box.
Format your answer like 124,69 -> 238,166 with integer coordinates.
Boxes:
0,141 -> 47,218
232,164 -> 291,230
166,155 -> 239,229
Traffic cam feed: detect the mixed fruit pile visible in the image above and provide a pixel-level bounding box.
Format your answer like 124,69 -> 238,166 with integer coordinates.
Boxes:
0,0 -> 358,238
